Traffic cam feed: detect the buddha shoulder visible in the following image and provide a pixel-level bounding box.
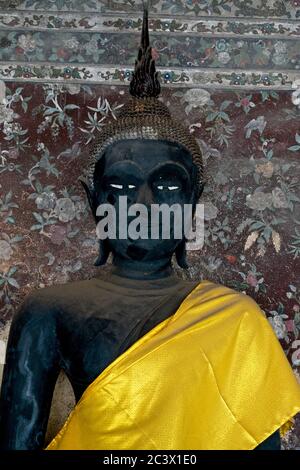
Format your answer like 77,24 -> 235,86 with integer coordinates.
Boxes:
13,278 -> 99,326
190,280 -> 268,325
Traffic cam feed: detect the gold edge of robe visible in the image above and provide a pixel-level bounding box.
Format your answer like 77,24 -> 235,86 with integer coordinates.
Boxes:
46,280 -> 300,450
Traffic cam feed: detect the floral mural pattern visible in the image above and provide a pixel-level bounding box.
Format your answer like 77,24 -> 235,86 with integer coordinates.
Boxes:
1,0 -> 300,18
1,13 -> 300,37
0,31 -> 299,71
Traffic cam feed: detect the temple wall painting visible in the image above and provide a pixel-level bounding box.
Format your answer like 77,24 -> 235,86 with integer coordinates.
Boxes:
0,0 -> 300,448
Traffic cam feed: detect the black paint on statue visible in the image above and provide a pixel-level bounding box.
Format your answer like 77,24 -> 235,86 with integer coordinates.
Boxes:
0,271 -> 199,449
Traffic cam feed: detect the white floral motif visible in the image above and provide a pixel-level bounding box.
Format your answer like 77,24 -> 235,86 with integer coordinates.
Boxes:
268,316 -> 287,340
54,198 -> 76,223
182,88 -> 211,114
291,79 -> 300,108
217,52 -> 231,64
0,106 -> 14,124
64,37 -> 80,51
18,34 -> 36,52
0,240 -> 13,261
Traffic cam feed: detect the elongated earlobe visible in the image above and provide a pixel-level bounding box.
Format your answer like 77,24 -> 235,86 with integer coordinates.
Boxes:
78,176 -> 98,222
79,176 -> 111,267
94,239 -> 111,266
175,239 -> 189,269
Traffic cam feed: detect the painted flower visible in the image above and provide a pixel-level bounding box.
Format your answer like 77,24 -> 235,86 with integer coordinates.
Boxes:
48,224 -> 68,246
63,67 -> 72,79
255,161 -> 274,178
246,191 -> 273,211
244,116 -> 266,139
246,272 -> 258,288
268,315 -> 287,339
237,96 -> 256,113
272,53 -> 288,66
0,105 -> 14,124
57,48 -> 69,60
260,48 -> 271,59
17,33 -> 36,52
204,201 -> 218,221
217,52 -> 231,64
8,148 -> 18,159
0,240 -> 13,261
216,39 -> 229,52
65,84 -> 81,95
240,97 -> 250,107
231,73 -> 244,85
292,344 -> 300,367
272,187 -> 289,209
84,38 -> 99,55
261,23 -> 275,34
261,75 -> 272,86
183,88 -> 211,111
35,192 -> 57,210
274,41 -> 287,54
285,320 -> 294,333
0,80 -> 6,104
2,15 -> 18,25
37,142 -> 45,151
8,162 -> 17,172
292,88 -> 300,107
225,254 -> 237,265
291,79 -> 300,108
64,37 -> 80,51
74,199 -> 86,218
54,198 -> 76,223
3,121 -> 21,135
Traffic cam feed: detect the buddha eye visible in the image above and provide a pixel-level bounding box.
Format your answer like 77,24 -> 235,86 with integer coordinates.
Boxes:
109,183 -> 136,190
157,185 -> 180,191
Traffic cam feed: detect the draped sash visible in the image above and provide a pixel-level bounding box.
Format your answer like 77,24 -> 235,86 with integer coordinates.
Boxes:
47,281 -> 300,450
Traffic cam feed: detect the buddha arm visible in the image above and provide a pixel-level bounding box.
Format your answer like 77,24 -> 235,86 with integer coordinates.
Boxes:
255,430 -> 281,450
0,293 -> 60,450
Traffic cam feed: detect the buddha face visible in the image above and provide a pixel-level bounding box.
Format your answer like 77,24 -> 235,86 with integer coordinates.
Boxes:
85,138 -> 199,269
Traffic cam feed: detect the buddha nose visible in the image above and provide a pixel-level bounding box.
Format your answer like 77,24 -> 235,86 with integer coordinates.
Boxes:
136,183 -> 154,206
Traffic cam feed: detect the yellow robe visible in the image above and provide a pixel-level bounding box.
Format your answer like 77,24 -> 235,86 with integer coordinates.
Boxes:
47,281 -> 300,450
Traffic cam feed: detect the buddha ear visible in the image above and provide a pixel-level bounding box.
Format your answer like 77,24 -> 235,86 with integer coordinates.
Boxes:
78,177 -> 111,267
78,176 -> 98,222
192,180 -> 206,216
94,239 -> 111,266
175,239 -> 189,269
198,181 -> 205,200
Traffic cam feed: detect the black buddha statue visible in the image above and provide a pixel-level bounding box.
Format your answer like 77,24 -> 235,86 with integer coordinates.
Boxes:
1,5 -> 295,451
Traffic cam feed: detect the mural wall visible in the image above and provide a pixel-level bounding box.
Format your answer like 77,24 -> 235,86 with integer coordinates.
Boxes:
0,0 -> 299,448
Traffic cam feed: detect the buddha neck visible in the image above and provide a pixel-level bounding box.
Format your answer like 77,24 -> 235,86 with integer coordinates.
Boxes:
111,255 -> 173,280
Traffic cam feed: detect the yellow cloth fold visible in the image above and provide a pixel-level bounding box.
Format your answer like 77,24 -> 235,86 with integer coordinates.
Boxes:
47,281 -> 300,450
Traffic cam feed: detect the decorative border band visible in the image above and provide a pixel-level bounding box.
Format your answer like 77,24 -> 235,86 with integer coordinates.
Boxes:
0,62 -> 298,89
0,12 -> 299,38
1,1 -> 299,20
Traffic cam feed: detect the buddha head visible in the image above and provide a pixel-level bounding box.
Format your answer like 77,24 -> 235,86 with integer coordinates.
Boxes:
80,5 -> 204,278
